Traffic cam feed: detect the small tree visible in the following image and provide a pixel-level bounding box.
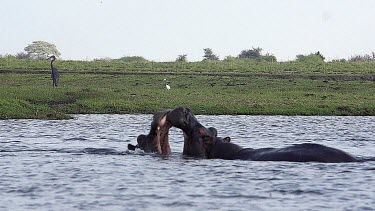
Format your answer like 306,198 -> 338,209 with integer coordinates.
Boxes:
24,41 -> 61,60
202,48 -> 219,61
296,53 -> 324,63
315,51 -> 325,61
238,47 -> 262,60
176,54 -> 188,62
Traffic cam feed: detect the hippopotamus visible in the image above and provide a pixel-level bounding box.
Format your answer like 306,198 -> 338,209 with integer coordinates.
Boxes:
164,107 -> 214,157
127,109 -> 172,155
165,107 -> 358,163
204,136 -> 357,162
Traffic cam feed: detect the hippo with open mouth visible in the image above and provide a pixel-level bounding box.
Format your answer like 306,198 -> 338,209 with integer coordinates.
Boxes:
128,106 -> 358,162
127,109 -> 172,155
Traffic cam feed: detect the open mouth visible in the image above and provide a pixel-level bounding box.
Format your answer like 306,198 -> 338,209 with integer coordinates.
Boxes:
155,115 -> 171,155
128,107 -> 202,155
128,110 -> 172,155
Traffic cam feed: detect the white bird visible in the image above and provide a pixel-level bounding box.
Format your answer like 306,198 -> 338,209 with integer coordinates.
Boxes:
165,83 -> 171,90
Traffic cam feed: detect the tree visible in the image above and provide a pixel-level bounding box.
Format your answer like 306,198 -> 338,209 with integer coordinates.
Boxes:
296,53 -> 324,63
24,41 -> 61,60
315,51 -> 325,61
202,48 -> 219,61
238,47 -> 262,60
176,54 -> 188,62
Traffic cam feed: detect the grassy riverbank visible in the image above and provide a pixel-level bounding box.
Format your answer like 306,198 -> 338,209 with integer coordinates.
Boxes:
1,71 -> 374,119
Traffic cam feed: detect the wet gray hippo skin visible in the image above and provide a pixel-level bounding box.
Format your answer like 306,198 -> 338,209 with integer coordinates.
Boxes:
127,109 -> 172,155
205,136 -> 357,162
167,106 -> 357,163
165,107 -> 214,158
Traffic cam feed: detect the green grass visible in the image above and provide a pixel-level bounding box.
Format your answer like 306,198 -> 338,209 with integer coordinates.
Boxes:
1,72 -> 374,119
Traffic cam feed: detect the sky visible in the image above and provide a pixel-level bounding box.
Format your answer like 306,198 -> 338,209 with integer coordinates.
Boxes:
1,0 -> 375,61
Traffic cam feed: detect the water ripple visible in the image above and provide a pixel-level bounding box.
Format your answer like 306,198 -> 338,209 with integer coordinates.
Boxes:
0,115 -> 374,210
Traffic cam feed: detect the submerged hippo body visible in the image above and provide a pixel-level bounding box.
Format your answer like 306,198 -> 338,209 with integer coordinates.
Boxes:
206,137 -> 357,162
166,107 -> 357,163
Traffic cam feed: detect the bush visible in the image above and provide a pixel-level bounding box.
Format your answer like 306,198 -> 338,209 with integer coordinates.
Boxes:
223,55 -> 238,62
349,53 -> 375,62
296,54 -> 324,63
116,56 -> 149,62
238,47 -> 262,60
237,47 -> 277,62
260,53 -> 277,62
16,52 -> 30,59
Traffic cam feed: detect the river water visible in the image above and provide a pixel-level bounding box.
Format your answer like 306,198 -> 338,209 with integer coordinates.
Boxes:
0,115 -> 374,210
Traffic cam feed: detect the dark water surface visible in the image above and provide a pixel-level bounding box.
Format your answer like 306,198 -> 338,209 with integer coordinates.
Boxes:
1,115 -> 374,210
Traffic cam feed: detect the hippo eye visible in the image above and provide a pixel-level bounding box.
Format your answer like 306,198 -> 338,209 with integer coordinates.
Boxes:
202,136 -> 210,142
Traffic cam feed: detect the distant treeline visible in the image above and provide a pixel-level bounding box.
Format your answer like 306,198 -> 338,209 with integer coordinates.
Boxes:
1,42 -> 375,76
1,56 -> 375,76
1,46 -> 375,63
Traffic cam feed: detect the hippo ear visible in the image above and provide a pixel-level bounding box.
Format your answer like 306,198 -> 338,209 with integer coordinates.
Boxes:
199,127 -> 214,138
207,127 -> 217,137
198,127 -> 207,137
223,137 -> 231,143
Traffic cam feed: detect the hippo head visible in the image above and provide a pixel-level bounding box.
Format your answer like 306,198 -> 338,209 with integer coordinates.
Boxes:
164,107 -> 207,158
135,134 -> 158,153
179,126 -> 211,158
128,110 -> 172,155
166,107 -> 199,131
202,135 -> 238,159
182,127 -> 232,159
